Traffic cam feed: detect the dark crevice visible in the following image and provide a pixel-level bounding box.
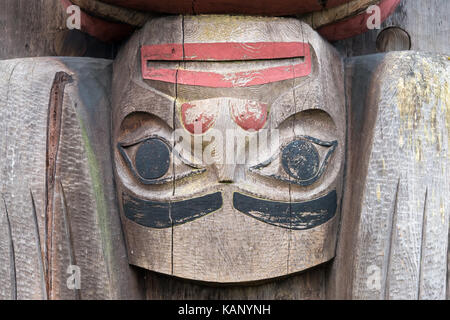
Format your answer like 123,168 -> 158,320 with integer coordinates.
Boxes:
45,71 -> 73,299
318,0 -> 328,9
2,194 -> 16,300
191,0 -> 197,15
384,177 -> 401,300
30,189 -> 48,300
417,187 -> 428,300
59,181 -> 81,300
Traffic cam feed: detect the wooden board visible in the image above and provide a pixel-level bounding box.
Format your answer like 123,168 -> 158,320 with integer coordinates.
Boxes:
0,57 -> 143,299
328,51 -> 450,299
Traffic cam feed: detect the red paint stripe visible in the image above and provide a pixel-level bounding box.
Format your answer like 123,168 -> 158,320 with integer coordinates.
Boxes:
60,0 -> 134,43
318,0 -> 401,41
142,42 -> 307,61
142,43 -> 311,87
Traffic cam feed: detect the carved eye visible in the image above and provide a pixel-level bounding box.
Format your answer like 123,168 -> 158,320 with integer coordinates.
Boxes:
118,136 -> 205,185
281,139 -> 320,181
250,136 -> 337,186
135,139 -> 170,180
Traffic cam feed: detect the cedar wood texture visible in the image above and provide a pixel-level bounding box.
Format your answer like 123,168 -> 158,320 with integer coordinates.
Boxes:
0,0 -> 449,299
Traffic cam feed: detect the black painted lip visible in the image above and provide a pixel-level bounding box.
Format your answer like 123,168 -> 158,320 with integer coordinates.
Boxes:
233,190 -> 337,230
123,192 -> 223,228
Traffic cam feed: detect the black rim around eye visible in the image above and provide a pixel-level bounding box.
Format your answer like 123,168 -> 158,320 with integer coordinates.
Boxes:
281,140 -> 320,182
135,139 -> 170,180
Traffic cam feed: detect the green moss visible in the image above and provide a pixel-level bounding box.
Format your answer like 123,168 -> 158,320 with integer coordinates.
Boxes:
78,116 -> 114,296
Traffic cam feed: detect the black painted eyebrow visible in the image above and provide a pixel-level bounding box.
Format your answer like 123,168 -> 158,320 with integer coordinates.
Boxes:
123,192 -> 223,228
233,190 -> 337,230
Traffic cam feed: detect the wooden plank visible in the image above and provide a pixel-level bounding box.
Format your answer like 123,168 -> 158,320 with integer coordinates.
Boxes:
332,52 -> 449,299
0,57 -> 143,299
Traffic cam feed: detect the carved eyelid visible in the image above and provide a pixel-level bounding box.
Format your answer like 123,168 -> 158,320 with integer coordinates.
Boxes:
118,135 -> 205,185
119,134 -> 204,169
249,135 -> 338,186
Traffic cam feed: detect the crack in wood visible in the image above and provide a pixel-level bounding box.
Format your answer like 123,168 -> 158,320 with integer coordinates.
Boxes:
2,194 -> 16,300
417,187 -> 428,300
59,181 -> 81,300
30,189 -> 48,300
45,71 -> 73,299
383,177 -> 400,300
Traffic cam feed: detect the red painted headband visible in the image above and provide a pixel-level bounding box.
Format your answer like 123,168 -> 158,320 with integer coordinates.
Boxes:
141,42 -> 312,88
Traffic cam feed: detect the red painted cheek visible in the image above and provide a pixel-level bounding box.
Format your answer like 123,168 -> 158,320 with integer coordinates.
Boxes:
231,101 -> 268,131
181,103 -> 217,134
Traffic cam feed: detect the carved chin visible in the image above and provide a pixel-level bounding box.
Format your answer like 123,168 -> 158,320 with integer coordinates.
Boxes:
122,190 -> 337,230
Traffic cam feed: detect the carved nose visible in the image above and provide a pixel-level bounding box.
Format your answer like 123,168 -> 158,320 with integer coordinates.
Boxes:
217,164 -> 235,183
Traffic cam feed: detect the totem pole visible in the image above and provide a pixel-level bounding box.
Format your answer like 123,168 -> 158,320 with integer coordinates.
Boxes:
0,0 -> 448,300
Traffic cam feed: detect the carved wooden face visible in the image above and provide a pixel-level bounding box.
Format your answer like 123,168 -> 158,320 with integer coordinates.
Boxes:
112,16 -> 346,282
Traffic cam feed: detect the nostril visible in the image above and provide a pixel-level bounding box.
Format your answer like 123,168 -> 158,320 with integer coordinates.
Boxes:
218,180 -> 234,184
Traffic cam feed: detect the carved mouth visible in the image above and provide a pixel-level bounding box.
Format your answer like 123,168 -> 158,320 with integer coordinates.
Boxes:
122,189 -> 337,230
123,192 -> 223,228
233,190 -> 337,230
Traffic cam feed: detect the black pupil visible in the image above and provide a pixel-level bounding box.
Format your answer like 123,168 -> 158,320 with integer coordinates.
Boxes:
281,140 -> 320,182
135,139 -> 170,180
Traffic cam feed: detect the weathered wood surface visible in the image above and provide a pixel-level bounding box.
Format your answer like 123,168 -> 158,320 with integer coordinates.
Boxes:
112,15 -> 346,285
0,57 -> 143,299
334,0 -> 450,56
328,51 -> 450,299
0,0 -> 117,60
60,0 -> 400,42
100,0 -> 353,16
69,0 -> 150,27
303,0 -> 401,41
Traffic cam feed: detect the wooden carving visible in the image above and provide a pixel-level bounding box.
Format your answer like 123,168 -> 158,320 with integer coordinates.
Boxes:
1,0 -> 449,300
112,16 -> 346,282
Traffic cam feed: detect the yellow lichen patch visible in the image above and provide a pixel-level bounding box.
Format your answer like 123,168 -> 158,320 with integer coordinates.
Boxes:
395,54 -> 449,161
376,184 -> 381,201
440,200 -> 446,225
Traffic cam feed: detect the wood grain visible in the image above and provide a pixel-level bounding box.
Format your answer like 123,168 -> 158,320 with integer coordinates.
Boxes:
70,0 -> 150,27
113,15 -> 345,286
99,0 -> 352,16
0,57 -> 143,299
0,0 -> 117,60
329,52 -> 450,300
334,0 -> 450,57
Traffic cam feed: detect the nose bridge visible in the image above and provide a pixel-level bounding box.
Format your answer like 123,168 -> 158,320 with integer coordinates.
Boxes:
183,98 -> 262,183
217,163 -> 236,183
